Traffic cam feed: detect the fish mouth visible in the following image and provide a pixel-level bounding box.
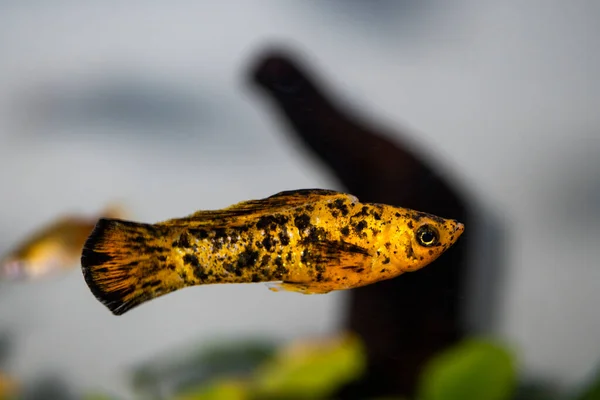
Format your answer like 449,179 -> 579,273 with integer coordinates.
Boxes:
453,222 -> 465,237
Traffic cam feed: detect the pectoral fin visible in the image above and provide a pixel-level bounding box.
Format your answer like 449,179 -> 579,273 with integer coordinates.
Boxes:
305,240 -> 372,268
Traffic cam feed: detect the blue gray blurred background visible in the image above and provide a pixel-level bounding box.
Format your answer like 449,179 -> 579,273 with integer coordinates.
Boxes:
0,1 -> 598,398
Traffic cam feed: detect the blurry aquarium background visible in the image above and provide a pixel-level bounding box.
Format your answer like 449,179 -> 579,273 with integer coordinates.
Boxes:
0,1 -> 598,399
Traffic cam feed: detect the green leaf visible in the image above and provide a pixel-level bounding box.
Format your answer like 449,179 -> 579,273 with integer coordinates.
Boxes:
173,379 -> 248,400
416,338 -> 517,400
251,332 -> 366,399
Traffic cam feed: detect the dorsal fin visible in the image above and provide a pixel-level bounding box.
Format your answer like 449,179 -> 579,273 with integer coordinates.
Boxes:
156,189 -> 356,228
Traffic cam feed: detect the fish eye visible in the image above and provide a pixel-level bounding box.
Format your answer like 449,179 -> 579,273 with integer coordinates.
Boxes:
415,225 -> 439,247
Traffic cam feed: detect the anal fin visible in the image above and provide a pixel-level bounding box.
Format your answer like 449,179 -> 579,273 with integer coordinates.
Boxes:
266,281 -> 332,294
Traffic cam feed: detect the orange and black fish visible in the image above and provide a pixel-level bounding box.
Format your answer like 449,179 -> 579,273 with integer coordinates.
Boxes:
80,189 -> 464,315
0,204 -> 126,281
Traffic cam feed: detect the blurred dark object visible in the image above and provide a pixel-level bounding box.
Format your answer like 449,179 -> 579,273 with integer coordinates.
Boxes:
15,73 -> 216,134
130,338 -> 275,400
571,362 -> 600,400
248,47 -> 472,399
20,374 -> 77,400
511,381 -> 562,400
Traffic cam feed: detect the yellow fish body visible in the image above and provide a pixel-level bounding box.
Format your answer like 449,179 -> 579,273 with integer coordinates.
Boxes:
0,204 -> 126,281
0,371 -> 19,398
80,189 -> 464,315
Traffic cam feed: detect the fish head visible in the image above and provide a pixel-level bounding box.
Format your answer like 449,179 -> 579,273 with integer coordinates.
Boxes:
389,210 -> 464,273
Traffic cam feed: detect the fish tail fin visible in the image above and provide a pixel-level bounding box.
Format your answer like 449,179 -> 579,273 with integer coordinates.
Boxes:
81,218 -> 183,316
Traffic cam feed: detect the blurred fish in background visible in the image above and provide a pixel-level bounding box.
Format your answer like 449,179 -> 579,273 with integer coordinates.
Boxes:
0,204 -> 127,282
0,372 -> 19,400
